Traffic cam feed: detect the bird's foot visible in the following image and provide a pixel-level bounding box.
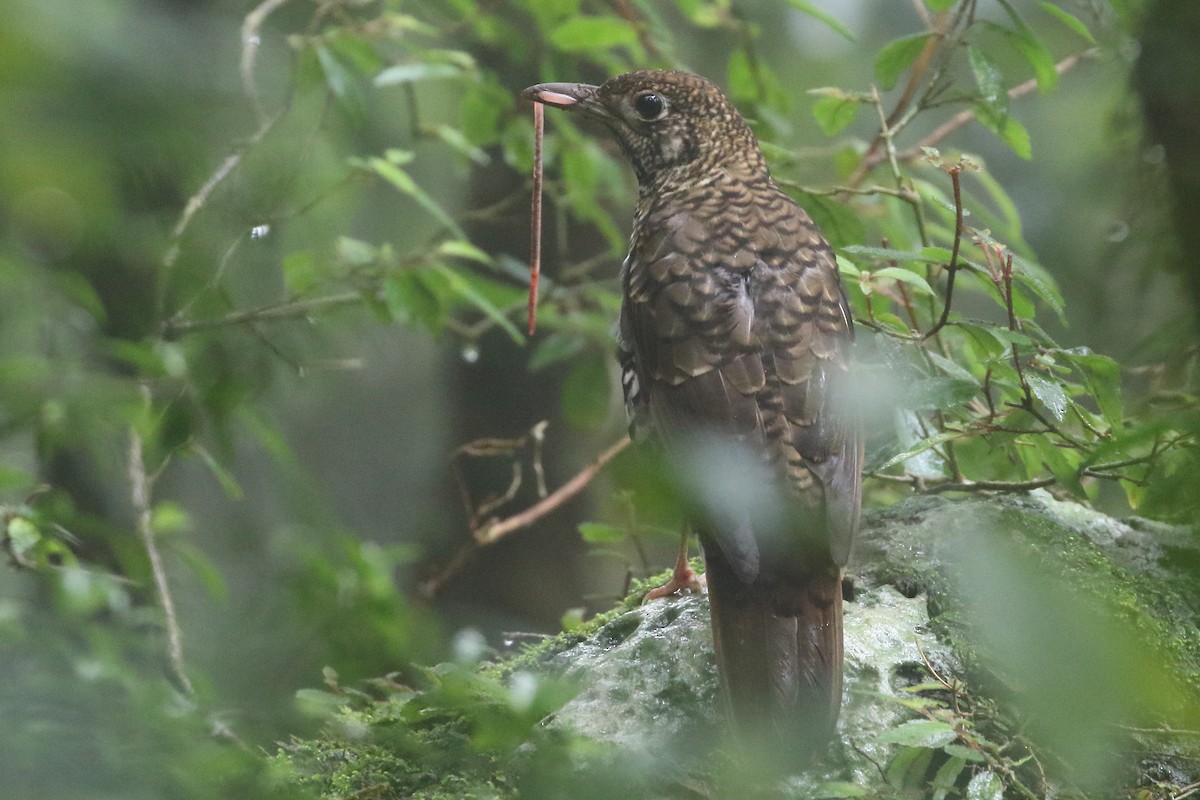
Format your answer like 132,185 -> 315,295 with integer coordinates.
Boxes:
642,562 -> 707,603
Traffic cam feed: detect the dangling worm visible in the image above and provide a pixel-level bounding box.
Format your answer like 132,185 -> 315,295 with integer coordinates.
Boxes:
527,101 -> 544,336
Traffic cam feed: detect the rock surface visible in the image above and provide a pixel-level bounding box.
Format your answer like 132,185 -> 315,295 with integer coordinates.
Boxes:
275,493 -> 1200,799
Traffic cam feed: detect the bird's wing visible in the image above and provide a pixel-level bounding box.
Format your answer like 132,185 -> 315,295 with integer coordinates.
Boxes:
619,191 -> 860,568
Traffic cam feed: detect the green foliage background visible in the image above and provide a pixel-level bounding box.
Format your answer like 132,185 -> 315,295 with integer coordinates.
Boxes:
0,0 -> 1196,797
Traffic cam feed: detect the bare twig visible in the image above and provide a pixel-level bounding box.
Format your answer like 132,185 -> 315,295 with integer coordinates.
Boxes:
241,0 -> 294,125
924,164 -> 965,339
923,476 -> 1055,494
424,435 -> 632,599
161,291 -> 361,337
129,386 -> 193,695
476,435 -> 630,545
852,49 -> 1097,182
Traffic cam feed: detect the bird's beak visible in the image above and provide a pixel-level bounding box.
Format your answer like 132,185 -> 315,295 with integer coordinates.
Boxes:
521,82 -> 601,112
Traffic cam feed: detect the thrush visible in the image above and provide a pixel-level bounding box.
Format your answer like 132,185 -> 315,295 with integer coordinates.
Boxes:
523,70 -> 862,758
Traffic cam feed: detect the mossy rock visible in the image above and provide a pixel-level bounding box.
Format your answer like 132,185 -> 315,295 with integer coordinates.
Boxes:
269,494 -> 1200,799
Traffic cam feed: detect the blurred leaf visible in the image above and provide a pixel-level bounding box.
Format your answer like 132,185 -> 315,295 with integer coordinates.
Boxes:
925,0 -> 959,10
782,0 -> 854,40
460,79 -> 514,146
529,331 -> 587,371
874,33 -> 932,91
814,781 -> 868,798
974,106 -> 1032,159
282,250 -> 319,296
436,239 -> 493,265
561,353 -> 611,430
942,743 -> 987,762
811,93 -> 861,136
5,515 -> 41,565
879,429 -> 962,471
793,192 -> 865,249
374,62 -> 464,87
993,3 -> 1060,92
547,16 -> 638,51
873,266 -> 935,295
578,522 -> 626,543
1038,1 -> 1096,44
967,45 -> 1006,114
151,501 -> 190,535
365,157 -> 466,239
383,270 -> 444,332
877,719 -> 958,747
885,745 -> 936,789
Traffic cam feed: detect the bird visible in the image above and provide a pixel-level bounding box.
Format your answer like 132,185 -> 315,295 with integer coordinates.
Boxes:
522,70 -> 862,759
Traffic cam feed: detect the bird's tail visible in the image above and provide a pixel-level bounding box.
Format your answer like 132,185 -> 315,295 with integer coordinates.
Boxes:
704,545 -> 844,760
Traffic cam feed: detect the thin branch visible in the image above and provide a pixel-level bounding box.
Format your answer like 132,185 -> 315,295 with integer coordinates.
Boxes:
853,49 -> 1097,181
129,386 -> 193,695
924,164 -> 965,339
923,476 -> 1055,494
161,291 -> 361,337
241,0 -> 294,125
422,435 -> 632,599
476,435 -> 630,545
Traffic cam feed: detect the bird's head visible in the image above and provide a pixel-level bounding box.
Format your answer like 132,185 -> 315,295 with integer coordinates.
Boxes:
522,70 -> 767,187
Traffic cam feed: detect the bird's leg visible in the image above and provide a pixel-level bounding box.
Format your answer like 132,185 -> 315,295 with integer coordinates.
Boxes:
642,523 -> 706,602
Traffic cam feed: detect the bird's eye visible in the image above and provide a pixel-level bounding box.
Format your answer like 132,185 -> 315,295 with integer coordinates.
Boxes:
633,92 -> 666,120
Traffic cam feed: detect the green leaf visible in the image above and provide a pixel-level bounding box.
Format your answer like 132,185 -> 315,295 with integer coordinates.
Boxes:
433,265 -> 523,344
727,48 -> 755,104
877,719 -> 958,748
5,516 -> 41,564
874,33 -> 932,91
942,743 -> 987,762
879,429 -> 962,471
460,80 -> 513,147
373,62 -> 464,87
905,376 -> 980,410
925,0 -> 959,10
782,0 -> 855,41
842,245 -> 949,264
932,755 -> 968,794
1064,349 -> 1123,427
1025,373 -> 1068,421
282,250 -> 319,295
814,781 -> 868,798
383,270 -> 444,332
547,16 -> 638,52
792,193 -> 865,249
190,442 -> 244,499
436,239 -> 493,265
967,45 -> 1006,114
974,106 -> 1032,159
1038,1 -> 1097,44
873,266 -> 935,295
1033,434 -> 1085,497
811,94 -> 861,136
151,501 -> 190,535
0,465 -> 33,491
885,745 -> 936,789
315,44 -> 354,100
994,4 -> 1059,92
578,522 -> 626,543
561,354 -> 611,430
367,157 -> 466,239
